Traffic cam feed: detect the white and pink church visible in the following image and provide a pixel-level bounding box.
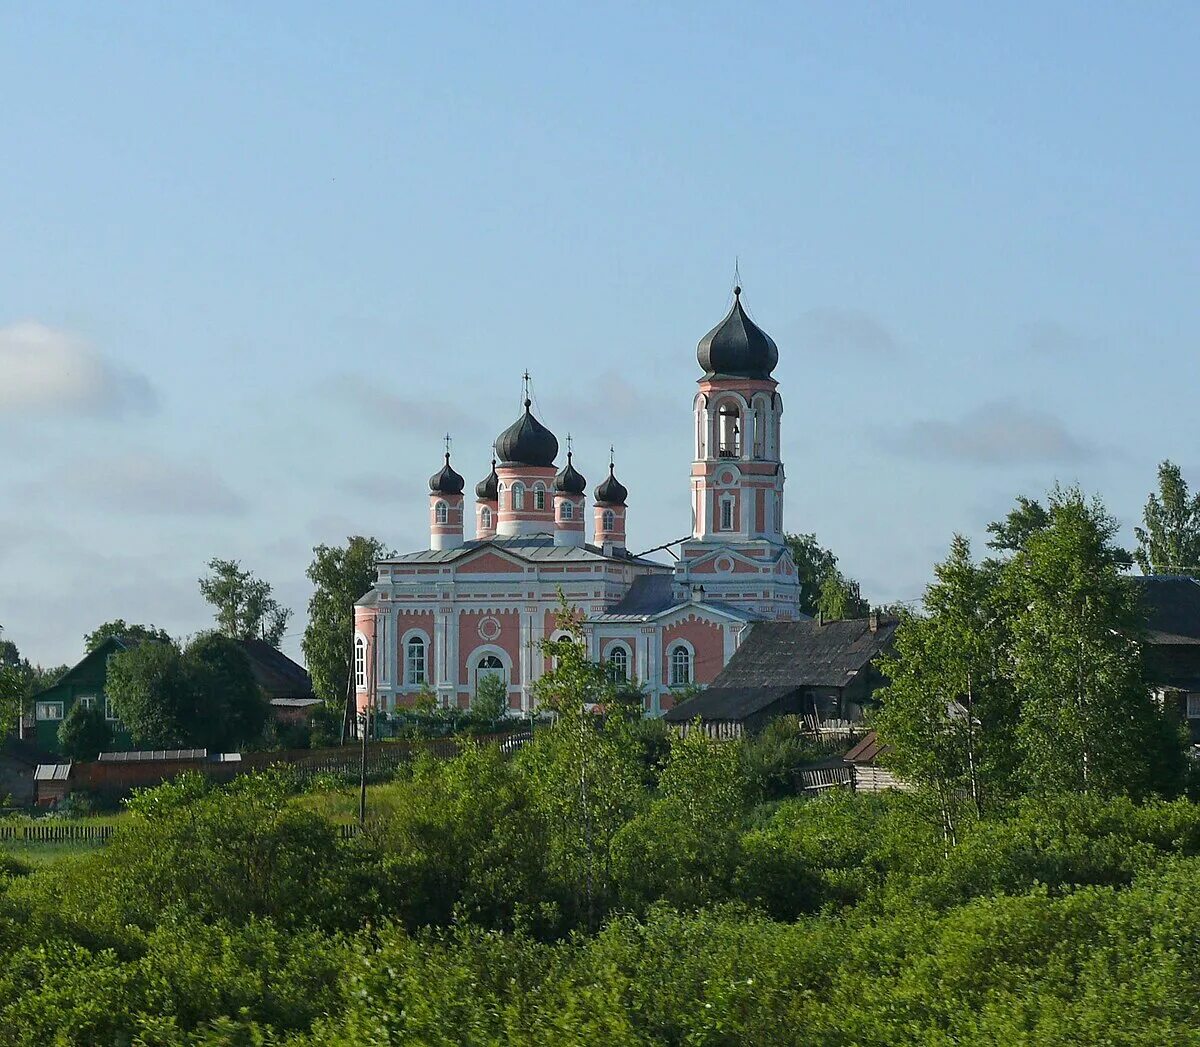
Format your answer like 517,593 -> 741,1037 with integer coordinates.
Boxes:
353,288 -> 802,718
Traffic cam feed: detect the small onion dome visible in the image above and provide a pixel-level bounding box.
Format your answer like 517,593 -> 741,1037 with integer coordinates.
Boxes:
495,399 -> 559,467
475,459 -> 499,501
429,452 -> 464,495
554,451 -> 587,494
594,463 -> 628,506
696,286 -> 779,380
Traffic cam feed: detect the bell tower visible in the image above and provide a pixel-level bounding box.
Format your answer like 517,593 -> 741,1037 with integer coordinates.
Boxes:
677,286 -> 801,618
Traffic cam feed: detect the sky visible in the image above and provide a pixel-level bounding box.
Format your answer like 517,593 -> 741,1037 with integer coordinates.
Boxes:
2,2 -> 1199,666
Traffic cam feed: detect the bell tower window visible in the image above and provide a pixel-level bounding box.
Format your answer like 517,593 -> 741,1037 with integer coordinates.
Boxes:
719,496 -> 734,531
435,501 -> 448,524
511,482 -> 525,510
534,483 -> 545,510
717,404 -> 742,459
561,500 -> 573,521
602,508 -> 615,532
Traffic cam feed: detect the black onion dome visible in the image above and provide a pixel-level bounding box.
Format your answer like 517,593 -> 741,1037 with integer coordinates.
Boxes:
429,453 -> 464,495
495,399 -> 559,467
696,287 -> 779,380
554,451 -> 587,494
475,459 -> 499,501
594,463 -> 628,506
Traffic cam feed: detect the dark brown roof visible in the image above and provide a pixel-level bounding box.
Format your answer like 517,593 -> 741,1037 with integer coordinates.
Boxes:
662,686 -> 793,723
844,730 -> 889,765
236,639 -> 315,700
1131,576 -> 1200,644
709,616 -> 899,690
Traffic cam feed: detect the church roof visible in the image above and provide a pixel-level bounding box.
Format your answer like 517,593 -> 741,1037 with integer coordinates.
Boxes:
594,463 -> 628,505
475,460 -> 499,501
495,400 -> 559,467
428,453 -> 465,495
554,452 -> 587,494
588,574 -> 761,624
696,287 -> 779,381
381,535 -> 665,569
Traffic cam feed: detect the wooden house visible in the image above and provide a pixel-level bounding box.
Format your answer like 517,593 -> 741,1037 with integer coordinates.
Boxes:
1131,576 -> 1200,741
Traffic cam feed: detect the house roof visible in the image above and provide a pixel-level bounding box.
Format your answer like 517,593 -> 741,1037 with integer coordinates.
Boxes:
708,616 -> 900,690
30,634 -> 144,699
662,685 -> 794,723
235,639 -> 315,701
1130,575 -> 1200,643
97,749 -> 208,762
844,730 -> 889,765
588,574 -> 760,625
34,763 -> 72,781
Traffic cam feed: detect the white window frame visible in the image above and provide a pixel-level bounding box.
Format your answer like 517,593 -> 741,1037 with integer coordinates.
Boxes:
669,644 -> 693,687
354,635 -> 367,690
602,508 -> 615,533
77,695 -> 96,712
511,482 -> 525,511
480,506 -> 492,529
1187,693 -> 1200,719
36,701 -> 64,721
404,633 -> 428,687
606,642 -> 630,682
105,696 -> 117,722
435,500 -> 448,524
533,482 -> 546,511
560,500 -> 573,521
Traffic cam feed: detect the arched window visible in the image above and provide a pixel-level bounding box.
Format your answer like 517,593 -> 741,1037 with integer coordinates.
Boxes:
477,654 -> 505,684
560,500 -> 573,521
670,645 -> 692,687
434,501 -> 448,524
354,636 -> 367,689
752,399 -> 768,459
720,497 -> 734,531
607,644 -> 629,682
405,636 -> 426,685
533,482 -> 546,511
602,508 -> 615,532
480,506 -> 492,529
511,482 -> 525,510
717,403 -> 742,458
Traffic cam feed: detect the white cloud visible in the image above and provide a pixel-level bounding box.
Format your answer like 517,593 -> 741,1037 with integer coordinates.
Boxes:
0,321 -> 157,417
890,400 -> 1096,466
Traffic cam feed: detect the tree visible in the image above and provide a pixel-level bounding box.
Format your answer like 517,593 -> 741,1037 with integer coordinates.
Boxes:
472,672 -> 508,723
106,633 -> 268,750
199,558 -> 291,647
876,536 -> 1015,840
57,701 -> 113,760
302,537 -> 393,705
1135,460 -> 1200,577
84,620 -> 173,653
1005,486 -> 1183,798
986,496 -> 1050,553
785,533 -> 870,619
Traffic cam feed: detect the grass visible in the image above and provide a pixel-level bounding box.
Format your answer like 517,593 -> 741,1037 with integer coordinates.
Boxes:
292,780 -> 412,825
1,842 -> 101,869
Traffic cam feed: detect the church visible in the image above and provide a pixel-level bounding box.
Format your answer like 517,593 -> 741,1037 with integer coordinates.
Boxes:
353,287 -> 802,718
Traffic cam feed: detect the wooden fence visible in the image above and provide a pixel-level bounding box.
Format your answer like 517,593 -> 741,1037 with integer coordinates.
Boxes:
0,823 -> 115,844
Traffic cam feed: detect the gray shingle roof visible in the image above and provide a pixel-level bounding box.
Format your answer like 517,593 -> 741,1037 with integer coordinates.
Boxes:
1130,575 -> 1200,643
663,686 -> 793,723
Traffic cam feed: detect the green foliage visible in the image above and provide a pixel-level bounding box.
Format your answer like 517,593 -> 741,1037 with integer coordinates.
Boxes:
199,557 -> 292,647
83,619 -> 173,653
472,671 -> 508,723
105,634 -> 269,750
1135,458 -> 1200,576
739,715 -> 837,801
302,536 -> 394,705
986,494 -> 1051,552
785,532 -> 870,619
56,701 -> 113,761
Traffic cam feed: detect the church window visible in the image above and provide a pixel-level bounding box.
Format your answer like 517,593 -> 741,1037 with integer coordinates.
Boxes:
561,500 -> 573,521
354,637 -> 367,689
481,506 -> 492,529
607,644 -> 629,682
511,483 -> 525,510
406,637 -> 426,685
534,483 -> 545,510
720,497 -> 734,531
602,508 -> 615,533
774,497 -> 783,532
752,401 -> 767,458
476,655 -> 506,691
670,645 -> 692,687
435,501 -> 448,524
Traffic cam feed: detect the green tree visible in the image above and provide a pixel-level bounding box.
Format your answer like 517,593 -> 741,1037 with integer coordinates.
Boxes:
876,536 -> 1015,839
472,672 -> 508,723
302,537 -> 393,705
199,558 -> 291,647
83,620 -> 173,653
1006,486 -> 1183,797
986,495 -> 1050,553
56,701 -> 113,760
786,533 -> 870,619
186,632 -> 269,749
1135,459 -> 1200,576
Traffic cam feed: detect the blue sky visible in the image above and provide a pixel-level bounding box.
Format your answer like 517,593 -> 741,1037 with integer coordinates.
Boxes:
2,3 -> 1198,665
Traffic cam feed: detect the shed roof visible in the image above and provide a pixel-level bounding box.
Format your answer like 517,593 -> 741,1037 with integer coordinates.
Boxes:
709,616 -> 899,690
662,686 -> 793,723
34,763 -> 72,781
97,749 -> 208,763
236,639 -> 315,700
844,731 -> 889,765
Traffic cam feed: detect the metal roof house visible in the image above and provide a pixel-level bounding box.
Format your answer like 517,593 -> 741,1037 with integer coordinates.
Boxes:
664,614 -> 899,737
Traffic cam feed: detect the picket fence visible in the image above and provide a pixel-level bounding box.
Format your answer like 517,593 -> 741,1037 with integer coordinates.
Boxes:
0,823 -> 115,844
